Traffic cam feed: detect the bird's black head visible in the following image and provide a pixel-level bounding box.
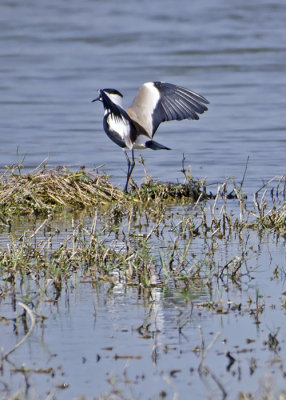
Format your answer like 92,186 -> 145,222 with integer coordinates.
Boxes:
92,88 -> 123,106
102,88 -> 123,98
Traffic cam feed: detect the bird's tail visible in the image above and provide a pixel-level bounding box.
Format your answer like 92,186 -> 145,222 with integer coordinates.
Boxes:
145,140 -> 171,150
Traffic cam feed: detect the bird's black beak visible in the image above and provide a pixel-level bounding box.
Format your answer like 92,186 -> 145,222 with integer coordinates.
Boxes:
91,96 -> 100,102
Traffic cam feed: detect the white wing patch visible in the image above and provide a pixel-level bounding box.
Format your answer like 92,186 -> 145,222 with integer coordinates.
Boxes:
126,82 -> 160,137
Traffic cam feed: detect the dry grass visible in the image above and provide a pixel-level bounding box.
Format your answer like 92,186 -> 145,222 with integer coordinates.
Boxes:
0,164 -> 124,217
0,163 -> 285,238
0,163 -> 210,220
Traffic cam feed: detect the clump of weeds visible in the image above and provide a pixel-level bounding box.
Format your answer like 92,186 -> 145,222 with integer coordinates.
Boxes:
0,161 -> 124,220
0,160 -> 214,223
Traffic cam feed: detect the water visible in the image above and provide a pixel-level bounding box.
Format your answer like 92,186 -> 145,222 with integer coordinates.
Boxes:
1,229 -> 286,399
1,205 -> 285,399
1,0 -> 286,398
1,0 -> 285,192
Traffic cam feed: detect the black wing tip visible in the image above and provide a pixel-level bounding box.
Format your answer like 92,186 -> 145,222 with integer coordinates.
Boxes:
192,114 -> 200,120
198,96 -> 210,105
197,104 -> 209,114
190,105 -> 208,120
199,95 -> 210,105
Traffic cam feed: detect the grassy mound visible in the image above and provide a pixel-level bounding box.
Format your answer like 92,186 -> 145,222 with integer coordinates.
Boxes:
0,164 -> 210,219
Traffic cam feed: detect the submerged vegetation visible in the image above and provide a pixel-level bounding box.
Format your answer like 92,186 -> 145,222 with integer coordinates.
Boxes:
0,162 -> 285,399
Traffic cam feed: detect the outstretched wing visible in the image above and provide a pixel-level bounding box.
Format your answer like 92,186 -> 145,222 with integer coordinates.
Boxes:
126,81 -> 209,137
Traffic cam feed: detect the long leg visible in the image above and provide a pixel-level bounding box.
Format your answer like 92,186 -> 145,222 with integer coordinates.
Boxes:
123,149 -> 135,193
